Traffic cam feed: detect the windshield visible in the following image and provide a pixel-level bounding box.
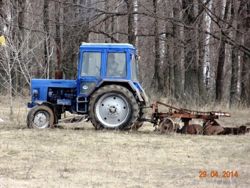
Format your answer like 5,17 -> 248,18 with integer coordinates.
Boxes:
81,52 -> 101,77
131,54 -> 139,81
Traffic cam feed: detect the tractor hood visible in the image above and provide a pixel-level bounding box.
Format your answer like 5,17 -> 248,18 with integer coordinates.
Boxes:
31,79 -> 77,89
30,79 -> 77,102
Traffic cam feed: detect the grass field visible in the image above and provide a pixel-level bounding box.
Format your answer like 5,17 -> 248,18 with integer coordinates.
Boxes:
0,97 -> 250,188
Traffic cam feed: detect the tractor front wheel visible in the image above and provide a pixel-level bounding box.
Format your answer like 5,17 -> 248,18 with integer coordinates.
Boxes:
89,85 -> 139,130
27,105 -> 55,129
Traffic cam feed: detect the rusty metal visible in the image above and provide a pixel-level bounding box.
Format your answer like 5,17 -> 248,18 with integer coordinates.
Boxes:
150,101 -> 230,128
158,118 -> 180,134
180,124 -> 203,135
203,120 -> 224,135
222,126 -> 250,135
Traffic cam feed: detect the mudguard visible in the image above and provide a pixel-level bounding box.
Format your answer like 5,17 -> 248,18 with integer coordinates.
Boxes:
97,79 -> 148,103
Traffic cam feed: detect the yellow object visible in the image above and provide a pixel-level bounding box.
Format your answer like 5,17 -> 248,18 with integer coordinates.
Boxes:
0,35 -> 6,46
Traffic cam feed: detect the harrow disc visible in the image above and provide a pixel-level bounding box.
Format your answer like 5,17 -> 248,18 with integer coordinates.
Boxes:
159,118 -> 179,133
203,120 -> 224,135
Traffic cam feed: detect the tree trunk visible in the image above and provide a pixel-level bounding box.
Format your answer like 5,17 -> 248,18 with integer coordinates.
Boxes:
197,2 -> 206,104
240,1 -> 250,105
215,0 -> 230,102
229,0 -> 240,106
127,0 -> 135,45
55,0 -> 62,73
43,0 -> 51,78
182,0 -> 199,99
151,0 -> 162,92
17,0 -> 26,92
173,1 -> 184,99
104,0 -> 110,43
230,41 -> 239,106
240,53 -> 249,105
163,1 -> 173,98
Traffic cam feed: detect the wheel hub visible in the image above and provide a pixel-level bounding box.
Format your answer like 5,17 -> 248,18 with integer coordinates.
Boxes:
95,93 -> 130,128
109,106 -> 117,114
33,111 -> 49,129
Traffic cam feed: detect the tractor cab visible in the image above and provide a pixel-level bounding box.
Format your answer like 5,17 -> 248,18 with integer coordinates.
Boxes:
77,43 -> 140,96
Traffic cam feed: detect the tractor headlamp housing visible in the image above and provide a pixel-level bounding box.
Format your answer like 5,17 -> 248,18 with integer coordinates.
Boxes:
32,89 -> 39,99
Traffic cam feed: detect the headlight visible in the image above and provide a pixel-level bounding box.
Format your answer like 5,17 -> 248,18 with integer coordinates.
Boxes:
32,89 -> 39,98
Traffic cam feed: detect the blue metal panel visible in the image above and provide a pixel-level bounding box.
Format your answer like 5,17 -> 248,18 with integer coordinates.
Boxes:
77,79 -> 98,97
32,79 -> 76,88
96,79 -> 141,91
31,79 -> 76,101
126,50 -> 131,80
96,79 -> 144,102
133,82 -> 142,91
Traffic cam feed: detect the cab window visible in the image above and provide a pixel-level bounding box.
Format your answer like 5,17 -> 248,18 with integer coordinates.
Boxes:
131,54 -> 139,81
81,52 -> 101,77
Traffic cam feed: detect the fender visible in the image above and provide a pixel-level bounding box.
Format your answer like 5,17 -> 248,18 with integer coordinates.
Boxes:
28,100 -> 53,108
96,79 -> 145,102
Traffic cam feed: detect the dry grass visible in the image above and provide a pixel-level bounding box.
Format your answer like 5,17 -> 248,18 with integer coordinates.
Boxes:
0,96 -> 250,188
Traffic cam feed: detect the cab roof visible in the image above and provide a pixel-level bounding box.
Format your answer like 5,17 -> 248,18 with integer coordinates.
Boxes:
80,43 -> 135,50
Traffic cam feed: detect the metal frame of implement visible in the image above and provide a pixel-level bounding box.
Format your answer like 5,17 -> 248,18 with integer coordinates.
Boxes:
148,101 -> 231,127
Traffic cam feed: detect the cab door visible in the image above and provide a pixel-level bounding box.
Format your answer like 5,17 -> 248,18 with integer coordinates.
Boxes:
77,50 -> 104,97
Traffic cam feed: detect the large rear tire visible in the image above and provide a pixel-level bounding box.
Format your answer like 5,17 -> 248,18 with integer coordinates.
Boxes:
27,105 -> 55,129
89,85 -> 139,130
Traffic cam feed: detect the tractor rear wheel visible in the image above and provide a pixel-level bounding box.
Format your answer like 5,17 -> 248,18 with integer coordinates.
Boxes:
27,105 -> 55,129
89,85 -> 139,130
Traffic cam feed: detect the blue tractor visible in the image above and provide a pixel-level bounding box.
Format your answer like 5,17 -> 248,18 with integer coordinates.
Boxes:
27,43 -> 148,130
